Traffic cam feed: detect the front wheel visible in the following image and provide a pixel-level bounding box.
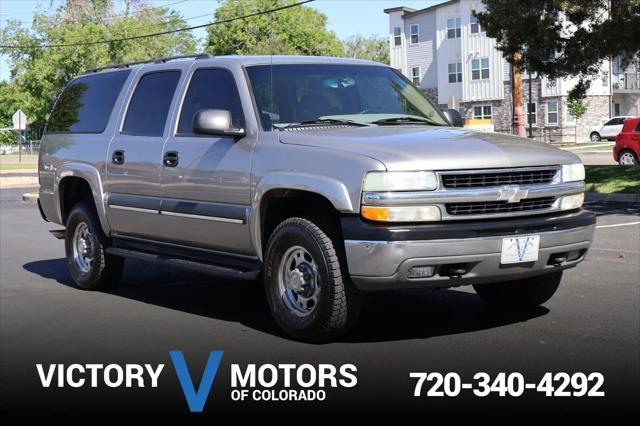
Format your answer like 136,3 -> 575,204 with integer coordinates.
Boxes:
65,202 -> 124,290
263,217 -> 362,342
473,272 -> 562,308
590,132 -> 601,142
619,149 -> 638,166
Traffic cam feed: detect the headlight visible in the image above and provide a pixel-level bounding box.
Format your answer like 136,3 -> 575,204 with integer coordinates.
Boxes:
362,171 -> 438,192
560,193 -> 585,211
562,163 -> 585,182
361,205 -> 441,222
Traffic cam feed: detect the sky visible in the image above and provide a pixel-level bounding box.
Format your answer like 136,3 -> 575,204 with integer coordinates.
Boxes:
0,0 -> 446,81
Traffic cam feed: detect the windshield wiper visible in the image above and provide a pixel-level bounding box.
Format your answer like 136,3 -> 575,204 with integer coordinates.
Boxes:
371,116 -> 444,126
283,118 -> 369,129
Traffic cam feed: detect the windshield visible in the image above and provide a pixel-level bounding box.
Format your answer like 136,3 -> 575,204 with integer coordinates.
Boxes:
246,64 -> 448,130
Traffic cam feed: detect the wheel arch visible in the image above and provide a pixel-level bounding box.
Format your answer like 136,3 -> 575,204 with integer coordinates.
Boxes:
56,163 -> 110,234
251,173 -> 354,260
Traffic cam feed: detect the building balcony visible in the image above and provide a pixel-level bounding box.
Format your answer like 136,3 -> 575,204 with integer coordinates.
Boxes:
612,72 -> 640,92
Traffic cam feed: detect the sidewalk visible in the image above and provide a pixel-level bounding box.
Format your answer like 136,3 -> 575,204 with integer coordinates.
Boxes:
0,155 -> 38,189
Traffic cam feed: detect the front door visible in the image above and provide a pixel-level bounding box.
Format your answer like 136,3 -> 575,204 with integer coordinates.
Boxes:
158,67 -> 254,255
104,69 -> 183,238
601,117 -> 624,138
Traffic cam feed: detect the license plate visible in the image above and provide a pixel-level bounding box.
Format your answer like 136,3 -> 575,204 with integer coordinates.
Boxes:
500,235 -> 540,264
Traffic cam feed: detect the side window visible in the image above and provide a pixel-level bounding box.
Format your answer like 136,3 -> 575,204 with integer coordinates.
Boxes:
604,118 -> 619,126
122,71 -> 181,137
46,70 -> 130,133
177,69 -> 244,134
634,122 -> 640,132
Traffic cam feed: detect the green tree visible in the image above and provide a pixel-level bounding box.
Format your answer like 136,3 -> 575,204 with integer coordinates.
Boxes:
206,0 -> 343,56
0,0 -> 196,128
566,97 -> 588,143
476,0 -> 640,99
342,34 -> 389,65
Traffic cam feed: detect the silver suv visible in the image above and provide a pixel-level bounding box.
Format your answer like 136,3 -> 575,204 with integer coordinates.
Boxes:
38,55 -> 596,341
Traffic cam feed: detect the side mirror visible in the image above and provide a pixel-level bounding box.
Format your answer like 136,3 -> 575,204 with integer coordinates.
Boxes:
442,108 -> 464,128
193,109 -> 245,138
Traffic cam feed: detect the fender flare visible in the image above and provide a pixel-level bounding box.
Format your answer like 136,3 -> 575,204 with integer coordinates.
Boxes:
250,172 -> 354,259
55,163 -> 111,235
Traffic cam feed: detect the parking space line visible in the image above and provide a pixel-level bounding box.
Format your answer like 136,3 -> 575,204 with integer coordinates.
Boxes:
596,221 -> 640,229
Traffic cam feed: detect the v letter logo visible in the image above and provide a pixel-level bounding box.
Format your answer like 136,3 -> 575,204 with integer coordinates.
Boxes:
170,350 -> 223,413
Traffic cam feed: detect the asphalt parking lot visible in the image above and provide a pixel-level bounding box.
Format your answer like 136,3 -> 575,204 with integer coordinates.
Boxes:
1,187 -> 638,415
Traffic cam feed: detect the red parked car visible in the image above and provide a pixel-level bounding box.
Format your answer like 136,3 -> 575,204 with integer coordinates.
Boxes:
614,117 -> 640,165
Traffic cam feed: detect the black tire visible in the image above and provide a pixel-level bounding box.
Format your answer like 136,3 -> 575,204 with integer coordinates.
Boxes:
618,149 -> 638,166
473,271 -> 562,308
64,202 -> 124,290
590,132 -> 601,142
263,217 -> 362,342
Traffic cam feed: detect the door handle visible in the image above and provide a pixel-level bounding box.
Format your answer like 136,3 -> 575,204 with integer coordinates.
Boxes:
163,151 -> 179,167
112,150 -> 125,165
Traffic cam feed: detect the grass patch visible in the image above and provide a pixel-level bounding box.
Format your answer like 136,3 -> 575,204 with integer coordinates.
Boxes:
0,162 -> 37,171
585,165 -> 640,194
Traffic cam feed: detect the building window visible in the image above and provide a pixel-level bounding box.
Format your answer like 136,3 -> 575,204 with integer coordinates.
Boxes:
470,14 -> 481,33
614,103 -> 621,116
448,62 -> 462,83
410,24 -> 419,44
565,106 -> 576,126
527,102 -> 537,126
546,101 -> 559,125
393,27 -> 402,46
473,105 -> 492,120
471,58 -> 490,80
411,67 -> 421,85
447,18 -> 461,39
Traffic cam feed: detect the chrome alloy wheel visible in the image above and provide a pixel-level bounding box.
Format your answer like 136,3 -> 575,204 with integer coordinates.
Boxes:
620,151 -> 637,165
278,245 -> 320,316
72,222 -> 94,273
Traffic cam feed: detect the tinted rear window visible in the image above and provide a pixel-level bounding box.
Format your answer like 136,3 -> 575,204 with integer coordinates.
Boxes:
46,70 -> 130,133
122,71 -> 181,137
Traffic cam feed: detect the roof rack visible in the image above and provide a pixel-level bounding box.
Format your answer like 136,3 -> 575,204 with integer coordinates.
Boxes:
84,53 -> 213,74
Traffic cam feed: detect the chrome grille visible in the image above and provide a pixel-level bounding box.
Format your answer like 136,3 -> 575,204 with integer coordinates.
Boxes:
441,169 -> 557,188
446,197 -> 555,216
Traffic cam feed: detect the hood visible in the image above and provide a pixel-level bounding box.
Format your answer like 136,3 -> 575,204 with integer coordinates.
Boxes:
278,126 -> 581,171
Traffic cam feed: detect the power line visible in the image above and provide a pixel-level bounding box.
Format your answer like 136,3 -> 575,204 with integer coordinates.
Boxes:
0,0 -> 315,49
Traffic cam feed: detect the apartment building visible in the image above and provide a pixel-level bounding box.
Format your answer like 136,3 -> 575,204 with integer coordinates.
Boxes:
385,0 -> 639,142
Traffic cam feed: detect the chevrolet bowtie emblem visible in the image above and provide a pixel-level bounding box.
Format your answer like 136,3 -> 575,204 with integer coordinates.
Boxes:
498,185 -> 529,203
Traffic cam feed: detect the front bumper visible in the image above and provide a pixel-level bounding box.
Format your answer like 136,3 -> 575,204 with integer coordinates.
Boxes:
341,210 -> 596,291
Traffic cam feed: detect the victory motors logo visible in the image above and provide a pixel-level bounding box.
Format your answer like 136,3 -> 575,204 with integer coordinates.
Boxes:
36,351 -> 357,412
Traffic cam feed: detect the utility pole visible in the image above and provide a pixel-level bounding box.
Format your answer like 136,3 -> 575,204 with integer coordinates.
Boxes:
528,65 -> 533,138
512,52 -> 526,137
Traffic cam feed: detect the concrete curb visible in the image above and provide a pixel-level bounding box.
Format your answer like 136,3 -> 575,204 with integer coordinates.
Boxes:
585,192 -> 639,204
22,192 -> 39,203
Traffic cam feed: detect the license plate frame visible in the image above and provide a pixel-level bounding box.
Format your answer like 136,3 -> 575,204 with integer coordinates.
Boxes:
500,235 -> 540,264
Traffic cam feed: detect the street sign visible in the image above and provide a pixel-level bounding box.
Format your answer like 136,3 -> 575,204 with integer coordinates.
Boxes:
12,109 -> 27,130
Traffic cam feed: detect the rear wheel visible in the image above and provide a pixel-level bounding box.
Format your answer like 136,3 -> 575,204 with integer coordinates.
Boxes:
65,202 -> 124,290
619,149 -> 638,166
590,132 -> 601,142
473,272 -> 562,308
263,217 -> 361,342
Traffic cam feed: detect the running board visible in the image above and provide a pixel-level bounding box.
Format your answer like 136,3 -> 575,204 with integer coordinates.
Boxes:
105,247 -> 261,281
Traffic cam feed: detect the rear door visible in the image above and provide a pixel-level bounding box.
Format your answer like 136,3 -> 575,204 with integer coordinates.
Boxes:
157,67 -> 254,254
104,68 -> 183,238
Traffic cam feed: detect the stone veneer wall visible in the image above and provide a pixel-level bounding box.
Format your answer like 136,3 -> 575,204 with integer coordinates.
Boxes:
422,82 -> 612,143
421,87 -> 439,106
